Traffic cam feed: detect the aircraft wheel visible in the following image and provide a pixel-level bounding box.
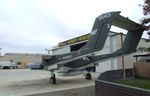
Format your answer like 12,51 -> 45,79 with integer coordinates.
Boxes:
50,72 -> 56,84
50,77 -> 56,84
85,73 -> 92,80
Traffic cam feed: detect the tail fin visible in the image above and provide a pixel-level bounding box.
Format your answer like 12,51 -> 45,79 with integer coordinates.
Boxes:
112,13 -> 144,54
119,30 -> 143,53
92,29 -> 144,63
83,12 -> 120,52
88,12 -> 144,64
83,11 -> 144,54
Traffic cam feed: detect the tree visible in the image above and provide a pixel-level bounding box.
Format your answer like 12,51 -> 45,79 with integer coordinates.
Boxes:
137,46 -> 147,52
146,47 -> 150,51
137,46 -> 150,52
141,0 -> 150,38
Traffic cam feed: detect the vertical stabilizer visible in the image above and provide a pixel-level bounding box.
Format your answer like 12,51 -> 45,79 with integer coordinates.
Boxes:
118,30 -> 143,53
83,12 -> 121,52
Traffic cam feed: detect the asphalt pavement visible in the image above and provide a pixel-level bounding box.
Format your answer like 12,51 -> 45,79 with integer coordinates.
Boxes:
0,69 -> 98,96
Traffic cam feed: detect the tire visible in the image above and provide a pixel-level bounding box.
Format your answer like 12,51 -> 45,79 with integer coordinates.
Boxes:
50,77 -> 56,84
85,73 -> 92,80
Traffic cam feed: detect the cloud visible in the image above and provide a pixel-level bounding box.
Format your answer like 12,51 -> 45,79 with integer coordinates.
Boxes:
0,0 -> 75,54
0,0 -> 147,55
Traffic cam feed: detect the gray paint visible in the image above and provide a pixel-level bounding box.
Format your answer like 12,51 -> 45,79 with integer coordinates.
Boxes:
41,11 -> 144,73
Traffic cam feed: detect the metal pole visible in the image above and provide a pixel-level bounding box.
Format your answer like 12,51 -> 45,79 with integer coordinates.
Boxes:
0,48 -> 1,59
135,57 -> 138,62
110,36 -> 114,70
120,33 -> 125,79
45,49 -> 51,55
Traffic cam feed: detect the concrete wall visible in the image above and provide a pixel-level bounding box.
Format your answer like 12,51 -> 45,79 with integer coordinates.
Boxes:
96,33 -> 118,73
134,62 -> 150,78
26,85 -> 94,96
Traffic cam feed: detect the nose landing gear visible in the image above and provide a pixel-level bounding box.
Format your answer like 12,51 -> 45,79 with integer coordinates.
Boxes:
50,72 -> 56,84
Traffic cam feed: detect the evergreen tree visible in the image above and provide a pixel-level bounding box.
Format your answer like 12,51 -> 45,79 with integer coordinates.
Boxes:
141,0 -> 150,38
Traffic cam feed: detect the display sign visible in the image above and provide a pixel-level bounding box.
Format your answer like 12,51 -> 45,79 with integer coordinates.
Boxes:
59,34 -> 90,47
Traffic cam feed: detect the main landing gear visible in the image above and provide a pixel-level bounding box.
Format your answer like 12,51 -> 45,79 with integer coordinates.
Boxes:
50,72 -> 56,84
85,67 -> 92,80
85,72 -> 92,80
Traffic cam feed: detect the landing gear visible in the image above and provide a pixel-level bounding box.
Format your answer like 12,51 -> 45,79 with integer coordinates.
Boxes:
85,72 -> 92,80
50,72 -> 56,84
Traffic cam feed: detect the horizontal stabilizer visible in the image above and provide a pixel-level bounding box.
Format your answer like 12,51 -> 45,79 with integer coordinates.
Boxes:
88,11 -> 144,64
83,11 -> 144,53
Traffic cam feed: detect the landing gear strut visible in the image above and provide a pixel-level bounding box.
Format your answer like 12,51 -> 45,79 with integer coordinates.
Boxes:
85,72 -> 92,80
50,72 -> 56,84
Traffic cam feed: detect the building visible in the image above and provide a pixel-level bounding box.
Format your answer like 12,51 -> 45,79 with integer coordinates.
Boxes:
0,32 -> 149,70
0,53 -> 42,68
51,31 -> 150,73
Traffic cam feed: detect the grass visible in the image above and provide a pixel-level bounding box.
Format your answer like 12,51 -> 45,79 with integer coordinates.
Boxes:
115,78 -> 150,90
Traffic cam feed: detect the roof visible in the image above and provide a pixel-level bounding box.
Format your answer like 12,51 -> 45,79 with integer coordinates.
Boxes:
5,53 -> 44,56
58,31 -> 121,47
133,53 -> 150,57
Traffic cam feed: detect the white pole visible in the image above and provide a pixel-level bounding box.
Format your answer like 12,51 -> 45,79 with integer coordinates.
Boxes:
0,48 -> 2,58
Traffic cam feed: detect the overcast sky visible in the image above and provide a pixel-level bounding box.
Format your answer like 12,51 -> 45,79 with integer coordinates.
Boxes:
0,0 -> 147,55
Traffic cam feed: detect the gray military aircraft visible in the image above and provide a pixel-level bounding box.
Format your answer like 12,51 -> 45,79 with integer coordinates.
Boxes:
39,11 -> 144,84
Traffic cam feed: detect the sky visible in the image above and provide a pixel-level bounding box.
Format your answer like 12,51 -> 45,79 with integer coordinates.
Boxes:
0,0 -> 147,55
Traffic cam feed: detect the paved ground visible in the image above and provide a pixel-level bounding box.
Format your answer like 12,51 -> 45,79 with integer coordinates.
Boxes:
0,69 -> 98,96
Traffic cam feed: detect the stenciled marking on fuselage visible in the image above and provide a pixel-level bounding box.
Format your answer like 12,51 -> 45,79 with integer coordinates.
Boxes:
107,24 -> 111,28
98,13 -> 111,21
91,29 -> 98,35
